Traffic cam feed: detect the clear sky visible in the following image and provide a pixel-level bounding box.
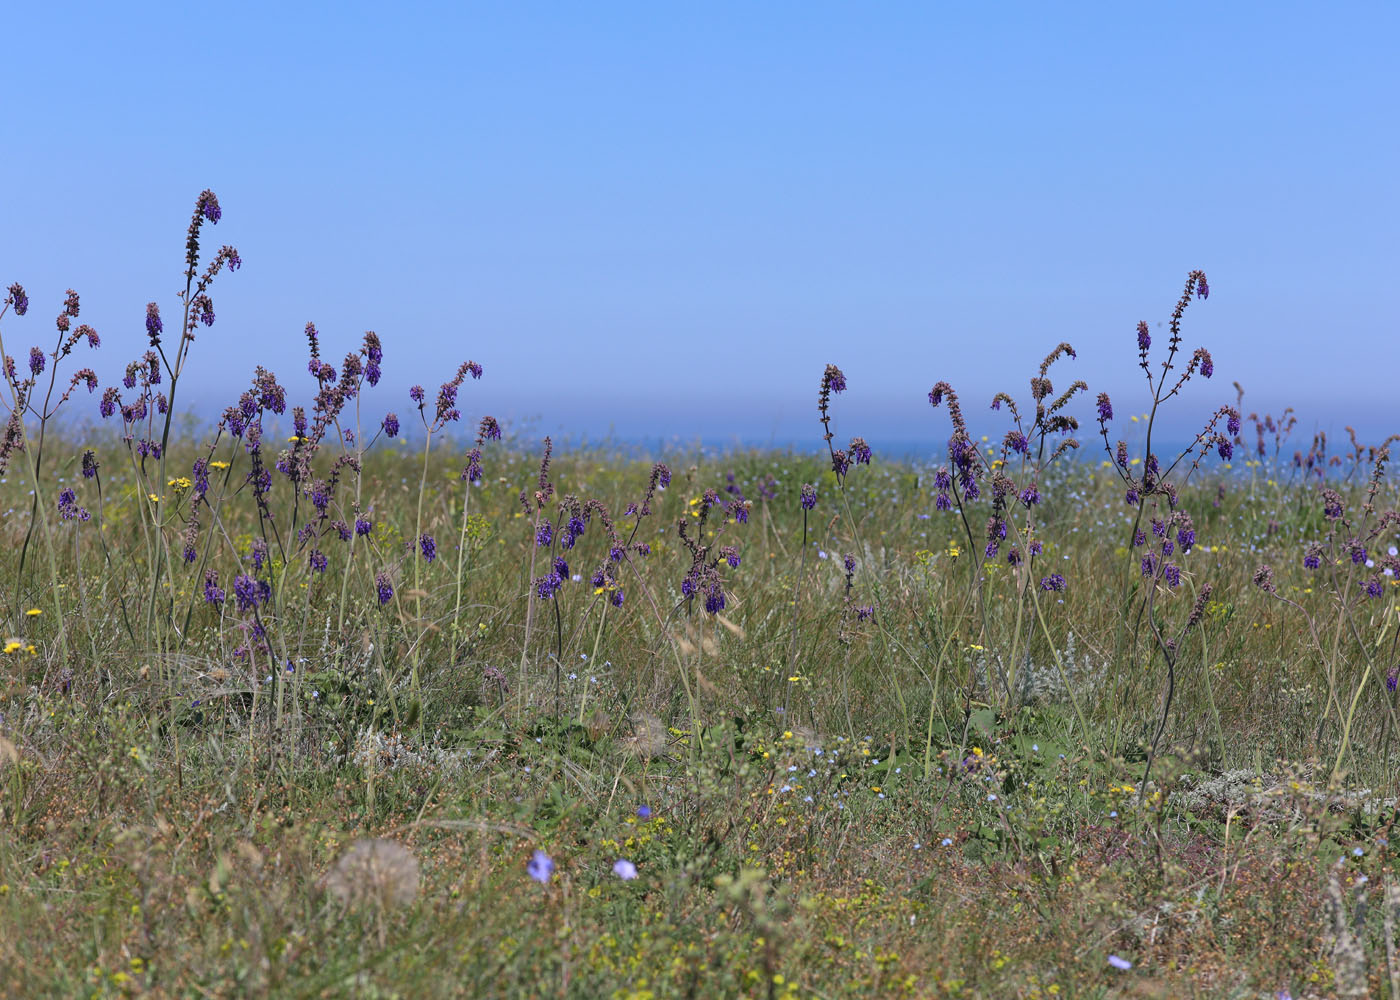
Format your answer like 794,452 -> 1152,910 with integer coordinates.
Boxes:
2,2 -> 1396,453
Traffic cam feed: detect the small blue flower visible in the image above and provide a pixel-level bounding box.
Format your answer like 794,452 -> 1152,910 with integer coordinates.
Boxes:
527,849 -> 554,883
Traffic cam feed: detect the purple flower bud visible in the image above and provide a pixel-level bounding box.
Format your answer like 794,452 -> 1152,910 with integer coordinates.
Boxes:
382,413 -> 400,438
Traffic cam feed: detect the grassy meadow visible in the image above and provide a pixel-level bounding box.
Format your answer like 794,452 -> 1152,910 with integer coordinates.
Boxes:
2,200 -> 1399,998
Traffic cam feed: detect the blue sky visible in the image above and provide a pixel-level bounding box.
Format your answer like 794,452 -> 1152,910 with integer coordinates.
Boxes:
2,1 -> 1396,452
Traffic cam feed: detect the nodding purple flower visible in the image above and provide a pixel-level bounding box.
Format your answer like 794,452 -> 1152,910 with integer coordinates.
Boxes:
928,385 -> 944,407
933,467 -> 952,491
553,555 -> 569,579
27,347 -> 44,377
365,361 -> 381,385
704,586 -> 726,614
849,437 -> 872,465
680,574 -> 697,598
1161,539 -> 1174,556
1196,348 -> 1214,379
1216,437 -> 1233,460
1350,542 -> 1367,565
657,465 -> 671,490
1178,527 -> 1195,552
1006,547 -> 1022,566
1096,392 -> 1113,423
634,542 -> 652,557
1388,667 -> 1399,694
1196,275 -> 1209,300
382,413 -> 400,438
6,283 -> 28,316
376,572 -> 394,605
1303,544 -> 1322,570
855,605 -> 874,621
1366,578 -> 1385,599
478,415 -> 502,442
1133,529 -> 1147,548
1018,483 -> 1041,507
1136,321 -> 1151,354
1116,441 -> 1129,468
609,588 -> 624,607
355,516 -> 373,537
536,571 -> 563,600
591,568 -> 607,589
466,360 -> 483,379
182,542 -> 196,563
963,478 -> 980,501
199,297 -> 215,327
843,554 -> 856,574
203,570 -> 225,605
935,492 -> 952,511
535,519 -> 553,547
309,549 -> 328,574
609,546 -> 625,563
331,519 -> 351,541
1226,411 -> 1241,436
250,538 -> 268,572
1322,490 -> 1344,520
1029,540 -> 1043,556
1007,431 -> 1029,455
1140,553 -> 1158,577
1040,574 -> 1066,592
419,533 -> 437,562
822,365 -> 847,394
200,191 -> 222,223
985,541 -> 999,559
1164,563 -> 1181,588
82,450 -> 99,479
800,484 -> 817,510
1151,518 -> 1166,538
1125,488 -> 1140,506
724,546 -> 742,569
409,384 -> 424,405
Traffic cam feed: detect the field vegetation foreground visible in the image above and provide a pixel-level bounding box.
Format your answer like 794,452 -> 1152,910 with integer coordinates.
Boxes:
1,193 -> 1398,998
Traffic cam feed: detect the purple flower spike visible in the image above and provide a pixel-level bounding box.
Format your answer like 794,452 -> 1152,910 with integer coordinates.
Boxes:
145,302 -> 163,345
800,484 -> 817,511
